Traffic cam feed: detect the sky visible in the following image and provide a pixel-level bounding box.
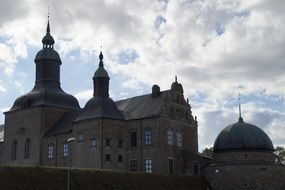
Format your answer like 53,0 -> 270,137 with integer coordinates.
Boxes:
0,0 -> 285,150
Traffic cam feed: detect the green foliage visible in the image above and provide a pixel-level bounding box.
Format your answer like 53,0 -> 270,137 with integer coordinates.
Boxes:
202,147 -> 214,158
275,146 -> 285,165
0,166 -> 210,190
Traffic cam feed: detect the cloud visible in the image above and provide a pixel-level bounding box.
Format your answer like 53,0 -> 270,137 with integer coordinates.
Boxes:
74,89 -> 93,101
0,81 -> 7,92
0,0 -> 285,149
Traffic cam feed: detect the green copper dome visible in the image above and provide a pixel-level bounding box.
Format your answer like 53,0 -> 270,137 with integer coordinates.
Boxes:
213,117 -> 274,153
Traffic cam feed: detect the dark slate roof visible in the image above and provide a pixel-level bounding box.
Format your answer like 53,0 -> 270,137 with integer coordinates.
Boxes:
0,124 -> 4,142
10,82 -> 80,111
45,110 -> 82,137
75,97 -> 123,121
115,90 -> 168,120
213,117 -> 274,153
94,66 -> 109,78
35,48 -> 61,63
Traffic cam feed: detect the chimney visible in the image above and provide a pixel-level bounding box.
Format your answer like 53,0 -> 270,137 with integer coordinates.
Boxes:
152,85 -> 160,98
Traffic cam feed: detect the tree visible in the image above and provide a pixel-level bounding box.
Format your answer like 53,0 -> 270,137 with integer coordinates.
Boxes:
274,146 -> 285,165
202,147 -> 214,158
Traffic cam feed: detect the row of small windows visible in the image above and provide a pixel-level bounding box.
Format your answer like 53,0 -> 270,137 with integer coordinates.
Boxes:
11,139 -> 31,161
46,128 -> 182,159
167,129 -> 182,148
130,159 -> 174,175
47,138 -> 122,159
74,136 -> 123,148
131,129 -> 183,147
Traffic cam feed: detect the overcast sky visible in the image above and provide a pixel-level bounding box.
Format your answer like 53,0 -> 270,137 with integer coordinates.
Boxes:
0,0 -> 285,150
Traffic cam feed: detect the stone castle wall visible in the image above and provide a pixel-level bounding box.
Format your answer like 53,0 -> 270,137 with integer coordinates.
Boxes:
204,163 -> 285,190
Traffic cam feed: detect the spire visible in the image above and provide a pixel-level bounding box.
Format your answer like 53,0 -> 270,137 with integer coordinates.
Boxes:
42,8 -> 55,48
93,51 -> 109,97
175,75 -> 177,82
99,51 -> 104,67
238,92 -> 243,122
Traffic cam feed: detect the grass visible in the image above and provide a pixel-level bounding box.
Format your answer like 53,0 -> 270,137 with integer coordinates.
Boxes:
0,166 -> 210,190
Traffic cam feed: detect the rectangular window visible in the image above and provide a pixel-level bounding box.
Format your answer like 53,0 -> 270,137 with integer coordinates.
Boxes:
176,132 -> 182,148
167,129 -> 173,145
130,131 -> 137,147
63,143 -> 69,157
130,160 -> 137,171
118,139 -> 123,148
48,144 -> 54,159
169,159 -> 174,175
145,159 -> 152,173
106,154 -> 111,161
91,138 -> 97,148
144,129 -> 152,145
118,155 -> 123,162
106,138 -> 111,147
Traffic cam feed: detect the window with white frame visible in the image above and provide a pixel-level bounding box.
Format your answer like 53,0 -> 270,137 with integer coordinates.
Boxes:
167,128 -> 173,145
144,129 -> 152,145
63,143 -> 69,157
91,138 -> 97,148
48,144 -> 54,159
176,131 -> 182,148
145,159 -> 152,173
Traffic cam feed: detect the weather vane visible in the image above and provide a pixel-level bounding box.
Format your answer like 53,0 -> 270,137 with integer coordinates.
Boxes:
100,38 -> 103,51
238,92 -> 241,118
48,6 -> 50,19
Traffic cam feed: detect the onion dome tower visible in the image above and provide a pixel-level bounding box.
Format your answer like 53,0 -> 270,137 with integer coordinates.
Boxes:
76,51 -> 123,121
11,20 -> 80,111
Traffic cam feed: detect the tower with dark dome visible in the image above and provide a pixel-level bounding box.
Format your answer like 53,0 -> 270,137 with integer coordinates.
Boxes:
2,19 -> 80,166
204,109 -> 285,190
75,51 -> 122,121
11,20 -> 80,111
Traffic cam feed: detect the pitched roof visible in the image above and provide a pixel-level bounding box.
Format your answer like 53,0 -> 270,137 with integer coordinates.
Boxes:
115,90 -> 168,120
47,90 -> 169,136
75,97 -> 123,121
45,110 -> 82,137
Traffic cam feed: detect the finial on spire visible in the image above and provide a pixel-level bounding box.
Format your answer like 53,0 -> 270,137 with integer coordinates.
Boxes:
238,92 -> 243,122
46,6 -> 50,34
175,75 -> 177,82
100,38 -> 103,51
99,51 -> 104,67
48,6 -> 50,19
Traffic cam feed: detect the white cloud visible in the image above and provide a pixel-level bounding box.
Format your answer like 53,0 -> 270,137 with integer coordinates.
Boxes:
0,0 -> 285,149
74,89 -> 93,101
0,84 -> 7,92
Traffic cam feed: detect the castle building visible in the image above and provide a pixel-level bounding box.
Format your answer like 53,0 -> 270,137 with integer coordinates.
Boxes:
0,21 -> 200,175
0,20 -> 284,189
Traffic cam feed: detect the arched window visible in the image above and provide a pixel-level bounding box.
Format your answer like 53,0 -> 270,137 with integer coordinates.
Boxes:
24,138 -> 31,159
11,140 -> 18,161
